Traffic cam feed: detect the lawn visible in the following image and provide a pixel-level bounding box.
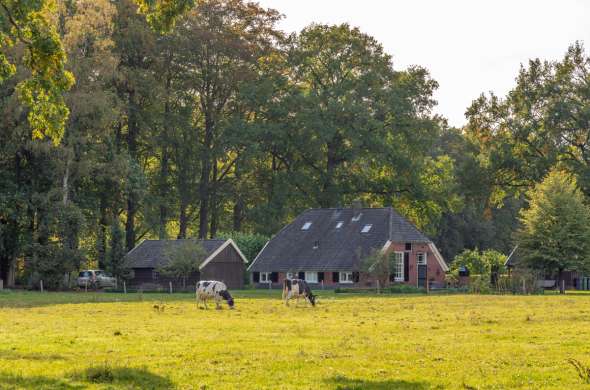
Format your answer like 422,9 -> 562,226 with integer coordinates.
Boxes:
1,290 -> 590,389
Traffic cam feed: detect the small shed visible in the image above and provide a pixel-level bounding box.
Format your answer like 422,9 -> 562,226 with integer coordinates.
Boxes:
125,239 -> 247,289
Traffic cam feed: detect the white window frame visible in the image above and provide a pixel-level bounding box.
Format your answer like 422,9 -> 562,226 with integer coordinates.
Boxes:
301,222 -> 312,230
393,252 -> 404,282
361,224 -> 372,233
417,252 -> 427,265
339,271 -> 354,284
304,271 -> 318,283
260,272 -> 271,283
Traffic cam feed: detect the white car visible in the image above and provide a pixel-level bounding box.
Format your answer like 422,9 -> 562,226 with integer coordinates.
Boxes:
77,270 -> 116,289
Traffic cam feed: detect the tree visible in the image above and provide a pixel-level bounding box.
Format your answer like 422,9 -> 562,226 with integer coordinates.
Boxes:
466,42 -> 590,197
159,240 -> 206,289
517,169 -> 590,292
360,249 -> 394,290
0,0 -> 74,143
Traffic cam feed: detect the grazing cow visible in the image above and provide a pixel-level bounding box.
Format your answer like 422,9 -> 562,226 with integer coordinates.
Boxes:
282,279 -> 316,307
196,281 -> 234,310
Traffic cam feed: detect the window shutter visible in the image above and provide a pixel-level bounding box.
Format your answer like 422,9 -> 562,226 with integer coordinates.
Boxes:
404,252 -> 410,282
318,272 -> 325,282
298,271 -> 305,279
352,272 -> 360,283
252,272 -> 260,283
270,272 -> 279,283
333,272 -> 340,283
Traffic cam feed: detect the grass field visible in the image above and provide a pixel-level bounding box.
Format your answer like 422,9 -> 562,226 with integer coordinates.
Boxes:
1,290 -> 590,389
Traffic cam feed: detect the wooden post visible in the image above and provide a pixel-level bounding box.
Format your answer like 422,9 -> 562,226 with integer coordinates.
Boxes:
427,280 -> 430,294
268,281 -> 271,290
321,280 -> 324,290
169,281 -> 173,294
522,278 -> 525,294
123,281 -> 127,294
40,280 -> 44,293
85,279 -> 88,293
376,279 -> 380,294
0,279 -> 3,290
562,279 -> 565,294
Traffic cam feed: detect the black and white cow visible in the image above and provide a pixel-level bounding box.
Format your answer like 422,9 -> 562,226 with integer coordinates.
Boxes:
196,280 -> 234,310
282,279 -> 316,307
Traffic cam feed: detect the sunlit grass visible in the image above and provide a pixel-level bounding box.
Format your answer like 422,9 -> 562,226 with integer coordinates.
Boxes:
0,290 -> 589,389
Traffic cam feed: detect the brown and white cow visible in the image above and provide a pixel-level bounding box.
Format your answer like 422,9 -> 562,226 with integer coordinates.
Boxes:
282,279 -> 316,307
196,280 -> 234,309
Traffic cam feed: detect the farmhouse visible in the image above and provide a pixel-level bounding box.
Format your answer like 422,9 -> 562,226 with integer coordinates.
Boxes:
248,207 -> 448,288
125,239 -> 247,289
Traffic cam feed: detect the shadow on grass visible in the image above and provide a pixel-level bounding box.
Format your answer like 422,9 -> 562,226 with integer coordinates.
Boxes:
72,366 -> 174,389
326,375 -> 430,390
0,372 -> 84,389
0,349 -> 65,361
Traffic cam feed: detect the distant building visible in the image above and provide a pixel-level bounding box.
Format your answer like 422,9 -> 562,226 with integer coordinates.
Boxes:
125,239 -> 247,289
248,207 -> 448,288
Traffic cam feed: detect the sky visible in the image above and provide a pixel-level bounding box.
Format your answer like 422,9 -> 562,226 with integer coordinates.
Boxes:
256,0 -> 590,127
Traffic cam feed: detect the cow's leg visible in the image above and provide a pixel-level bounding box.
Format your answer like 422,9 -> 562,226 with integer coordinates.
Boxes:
215,296 -> 222,310
203,296 -> 208,310
296,295 -> 300,307
284,292 -> 290,307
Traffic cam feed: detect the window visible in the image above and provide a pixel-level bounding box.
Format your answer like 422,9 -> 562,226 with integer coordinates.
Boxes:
304,272 -> 318,283
339,272 -> 354,283
393,252 -> 404,282
336,221 -> 344,229
351,213 -> 363,222
405,242 -> 412,251
301,222 -> 312,230
260,272 -> 271,283
417,252 -> 427,265
152,270 -> 160,280
361,224 -> 372,233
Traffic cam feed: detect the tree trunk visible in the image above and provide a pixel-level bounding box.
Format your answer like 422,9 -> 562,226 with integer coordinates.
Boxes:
158,146 -> 169,239
125,91 -> 139,252
178,198 -> 189,239
209,162 -> 218,238
97,195 -> 108,269
232,156 -> 244,231
198,119 -> 214,239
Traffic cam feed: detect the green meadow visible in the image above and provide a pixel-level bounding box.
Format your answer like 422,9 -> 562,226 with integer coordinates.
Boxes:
1,290 -> 589,389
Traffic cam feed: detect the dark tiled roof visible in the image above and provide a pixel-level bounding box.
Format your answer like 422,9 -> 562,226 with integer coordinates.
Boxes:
249,207 -> 431,272
125,239 -> 226,269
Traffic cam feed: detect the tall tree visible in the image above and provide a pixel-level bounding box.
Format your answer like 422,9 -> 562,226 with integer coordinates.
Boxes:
517,169 -> 590,291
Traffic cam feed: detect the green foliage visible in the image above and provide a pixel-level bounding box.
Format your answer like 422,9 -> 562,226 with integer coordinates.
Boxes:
0,0 -> 74,143
159,240 -> 206,288
517,169 -> 590,275
216,232 -> 268,263
451,248 -> 506,276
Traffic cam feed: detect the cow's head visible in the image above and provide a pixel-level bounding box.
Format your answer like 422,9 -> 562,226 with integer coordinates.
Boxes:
308,293 -> 316,307
220,290 -> 235,309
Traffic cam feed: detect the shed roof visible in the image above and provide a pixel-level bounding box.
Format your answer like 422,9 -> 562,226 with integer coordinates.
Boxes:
125,239 -> 227,269
248,207 -> 438,272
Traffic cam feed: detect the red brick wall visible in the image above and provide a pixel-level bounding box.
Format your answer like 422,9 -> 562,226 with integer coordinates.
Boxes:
384,242 -> 446,287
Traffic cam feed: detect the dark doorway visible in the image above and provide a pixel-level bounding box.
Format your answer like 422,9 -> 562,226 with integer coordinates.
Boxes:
418,264 -> 427,288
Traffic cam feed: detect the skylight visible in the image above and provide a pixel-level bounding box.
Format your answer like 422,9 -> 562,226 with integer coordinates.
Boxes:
351,213 -> 362,222
301,222 -> 312,230
336,221 -> 343,229
361,224 -> 373,233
